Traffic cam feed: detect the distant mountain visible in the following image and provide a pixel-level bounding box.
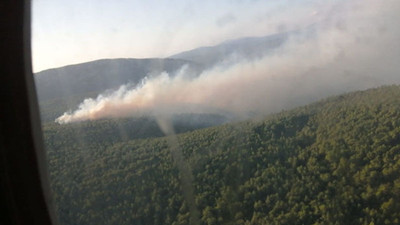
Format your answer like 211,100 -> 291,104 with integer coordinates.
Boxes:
169,25 -> 318,68
35,27 -> 319,105
34,58 -> 202,102
168,32 -> 289,68
34,58 -> 202,121
34,32 -> 293,105
34,30 -> 311,122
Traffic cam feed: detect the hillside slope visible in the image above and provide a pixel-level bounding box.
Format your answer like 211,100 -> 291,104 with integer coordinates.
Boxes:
34,58 -> 202,121
35,58 -> 201,102
45,85 -> 400,225
169,32 -> 288,68
34,31 -> 305,122
168,26 -> 316,68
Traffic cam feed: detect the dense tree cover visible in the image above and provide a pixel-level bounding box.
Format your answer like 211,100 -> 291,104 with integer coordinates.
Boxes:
43,85 -> 400,225
44,114 -> 228,148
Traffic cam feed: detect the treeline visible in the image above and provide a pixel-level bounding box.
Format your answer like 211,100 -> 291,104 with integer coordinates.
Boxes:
43,113 -> 228,148
43,85 -> 400,225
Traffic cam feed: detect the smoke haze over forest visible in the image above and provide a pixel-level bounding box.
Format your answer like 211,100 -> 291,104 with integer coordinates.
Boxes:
52,0 -> 400,124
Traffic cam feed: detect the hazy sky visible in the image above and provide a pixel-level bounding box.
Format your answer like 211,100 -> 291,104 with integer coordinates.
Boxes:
31,0 -> 329,72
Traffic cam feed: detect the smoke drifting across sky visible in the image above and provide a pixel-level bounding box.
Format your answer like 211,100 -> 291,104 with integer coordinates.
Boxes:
56,0 -> 400,124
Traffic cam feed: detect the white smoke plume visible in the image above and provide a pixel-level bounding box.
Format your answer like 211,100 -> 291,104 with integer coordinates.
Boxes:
56,0 -> 400,124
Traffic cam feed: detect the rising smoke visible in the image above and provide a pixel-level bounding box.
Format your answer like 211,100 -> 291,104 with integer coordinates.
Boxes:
56,0 -> 400,125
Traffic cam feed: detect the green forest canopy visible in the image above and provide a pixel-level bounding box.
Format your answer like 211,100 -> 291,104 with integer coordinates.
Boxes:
43,85 -> 400,225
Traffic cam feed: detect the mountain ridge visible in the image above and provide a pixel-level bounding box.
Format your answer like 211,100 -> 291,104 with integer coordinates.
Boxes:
168,32 -> 288,68
34,32 -> 295,122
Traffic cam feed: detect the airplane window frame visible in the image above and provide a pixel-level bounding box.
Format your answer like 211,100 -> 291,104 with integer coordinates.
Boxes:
2,1 -> 399,224
0,0 -> 55,224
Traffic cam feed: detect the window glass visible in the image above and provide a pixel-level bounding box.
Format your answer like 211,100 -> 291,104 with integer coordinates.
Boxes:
32,1 -> 400,224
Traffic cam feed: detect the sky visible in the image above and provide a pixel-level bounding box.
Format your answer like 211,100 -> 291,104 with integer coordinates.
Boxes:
31,0 -> 329,72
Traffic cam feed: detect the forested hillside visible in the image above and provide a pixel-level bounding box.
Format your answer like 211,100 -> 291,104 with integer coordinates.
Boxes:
43,85 -> 400,225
